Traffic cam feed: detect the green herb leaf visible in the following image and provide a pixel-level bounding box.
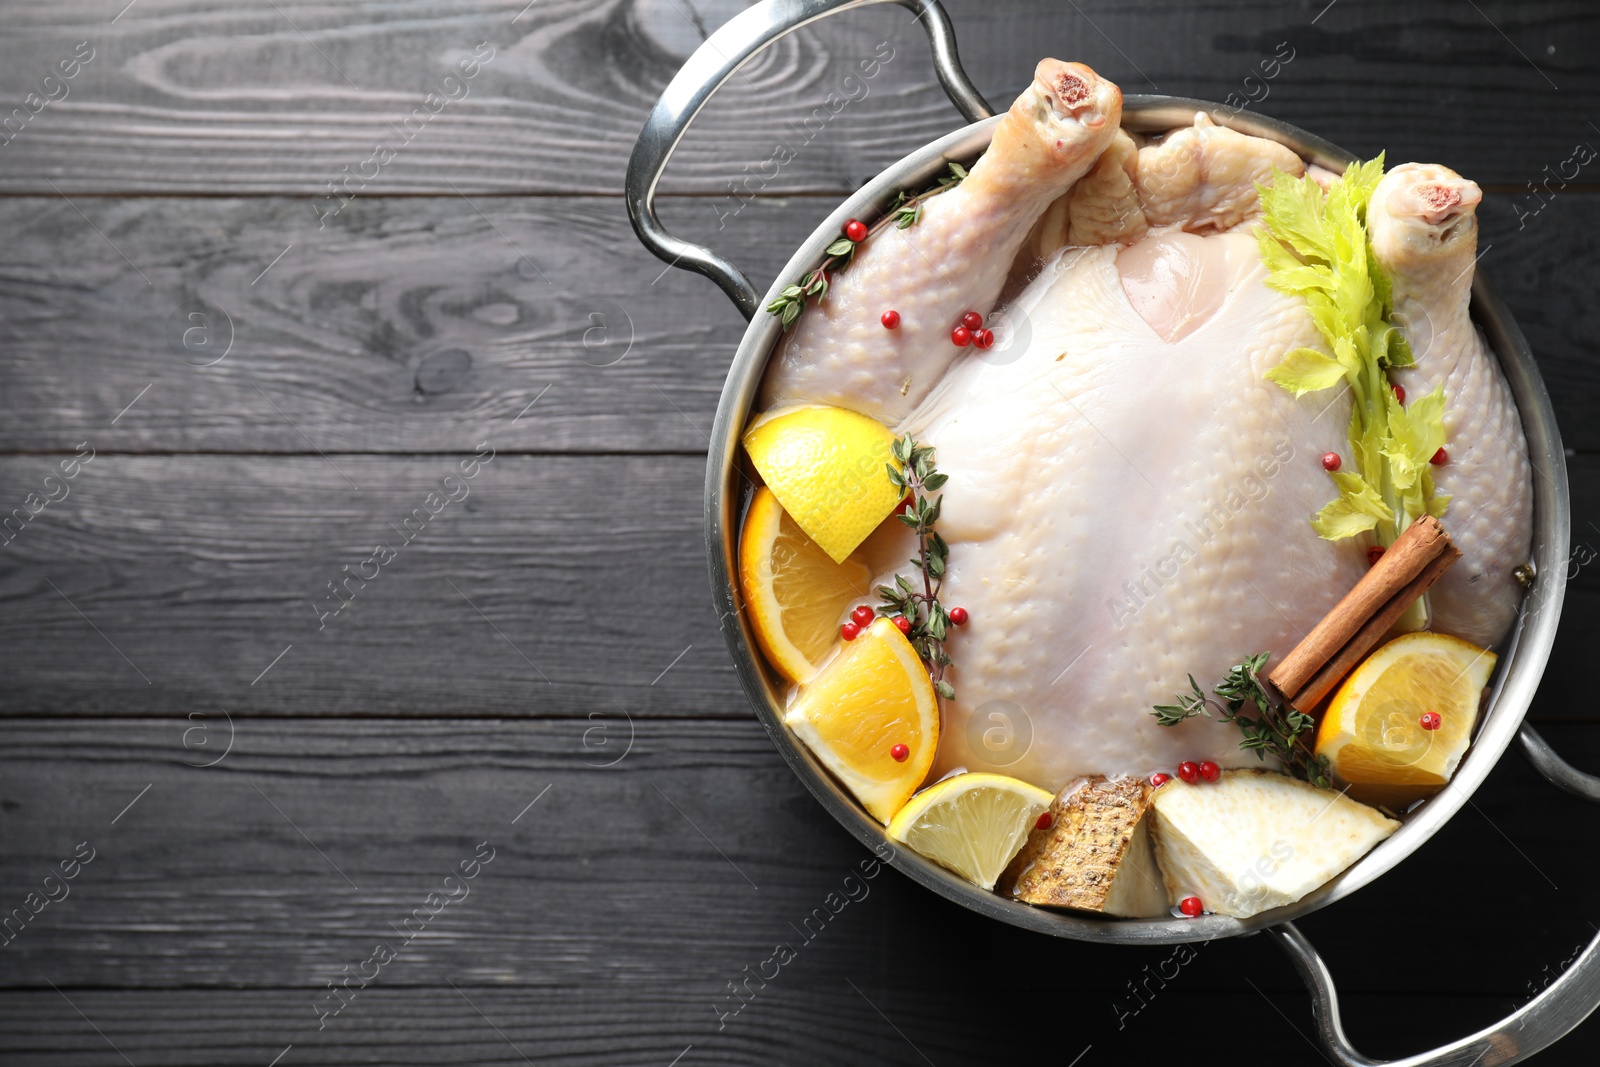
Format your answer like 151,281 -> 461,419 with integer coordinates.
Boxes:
880,434 -> 958,702
1309,470 -> 1393,540
1153,653 -> 1329,787
1265,347 -> 1348,396
1257,153 -> 1447,548
765,163 -> 969,327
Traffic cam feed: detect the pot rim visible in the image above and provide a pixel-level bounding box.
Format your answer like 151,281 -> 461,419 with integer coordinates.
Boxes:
705,98 -> 1571,945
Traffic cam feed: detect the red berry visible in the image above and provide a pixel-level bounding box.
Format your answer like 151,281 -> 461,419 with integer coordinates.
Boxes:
840,621 -> 860,641
973,328 -> 995,350
851,605 -> 875,627
1177,761 -> 1200,784
1179,896 -> 1204,918
1035,811 -> 1054,831
1321,452 -> 1342,472
1392,382 -> 1406,404
843,219 -> 868,242
880,309 -> 900,329
1150,772 -> 1171,787
951,326 -> 973,347
894,616 -> 911,635
949,606 -> 969,626
961,311 -> 983,331
890,743 -> 910,762
1431,448 -> 1449,466
1367,545 -> 1385,566
1420,711 -> 1442,731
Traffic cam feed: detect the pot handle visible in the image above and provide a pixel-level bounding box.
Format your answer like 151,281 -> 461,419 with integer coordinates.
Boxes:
625,0 -> 993,320
1268,728 -> 1600,1066
1517,724 -> 1600,803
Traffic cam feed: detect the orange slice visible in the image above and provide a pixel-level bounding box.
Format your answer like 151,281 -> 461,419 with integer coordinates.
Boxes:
1314,631 -> 1496,809
784,617 -> 939,824
739,487 -> 872,684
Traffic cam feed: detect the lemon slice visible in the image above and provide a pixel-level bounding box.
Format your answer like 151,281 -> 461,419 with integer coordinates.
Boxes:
742,405 -> 903,563
888,773 -> 1054,890
739,487 -> 872,683
1315,631 -> 1496,809
784,618 -> 938,824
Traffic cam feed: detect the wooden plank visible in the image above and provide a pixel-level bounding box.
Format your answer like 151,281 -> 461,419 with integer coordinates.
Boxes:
0,195 -> 781,455
0,1 -> 1595,194
0,718 -> 1597,995
1,987 -> 1594,1065
1481,196 -> 1600,456
0,451 -> 1593,716
1,192 -> 1597,456
0,453 -> 748,715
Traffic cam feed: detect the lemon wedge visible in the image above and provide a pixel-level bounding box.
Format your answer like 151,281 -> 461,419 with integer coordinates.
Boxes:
784,617 -> 938,824
739,487 -> 872,683
888,773 -> 1054,890
742,405 -> 903,563
1315,631 -> 1496,809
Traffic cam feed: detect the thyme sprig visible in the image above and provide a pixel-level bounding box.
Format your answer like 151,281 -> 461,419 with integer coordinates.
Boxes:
766,162 -> 968,331
1152,652 -> 1333,788
877,435 -> 956,700
886,160 -> 967,229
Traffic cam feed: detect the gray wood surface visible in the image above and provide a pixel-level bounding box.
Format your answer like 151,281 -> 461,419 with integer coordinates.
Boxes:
1,195 -> 1597,454
2,453 -> 1594,720
0,719 -> 1597,1063
0,195 -> 765,454
0,1 -> 1595,194
0,990 -> 1579,1066
2,0 -> 1598,1063
0,455 -> 742,716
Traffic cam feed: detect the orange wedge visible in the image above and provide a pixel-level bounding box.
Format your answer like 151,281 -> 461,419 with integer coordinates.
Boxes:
784,617 -> 939,824
1314,631 -> 1496,809
739,487 -> 873,684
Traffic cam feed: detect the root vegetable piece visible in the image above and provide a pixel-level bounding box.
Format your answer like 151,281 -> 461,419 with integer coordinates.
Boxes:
1148,769 -> 1399,919
998,775 -> 1168,918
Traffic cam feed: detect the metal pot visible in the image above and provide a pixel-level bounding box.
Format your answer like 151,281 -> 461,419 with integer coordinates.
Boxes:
627,1 -> 1598,1060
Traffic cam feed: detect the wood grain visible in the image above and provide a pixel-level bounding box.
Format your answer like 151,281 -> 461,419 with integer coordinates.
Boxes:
0,454 -> 747,715
0,450 -> 1592,718
0,194 -> 775,455
1,988 -> 1593,1065
1,193 -> 1597,456
1,718 -> 1597,1014
1,1 -> 1597,1061
0,452 -> 1593,717
0,1 -> 1594,195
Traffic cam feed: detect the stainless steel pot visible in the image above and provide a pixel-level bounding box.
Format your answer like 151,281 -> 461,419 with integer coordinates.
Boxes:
626,1 -> 1599,1060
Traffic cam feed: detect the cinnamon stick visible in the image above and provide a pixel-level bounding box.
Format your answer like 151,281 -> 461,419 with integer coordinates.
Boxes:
1268,515 -> 1455,703
1287,540 -> 1462,712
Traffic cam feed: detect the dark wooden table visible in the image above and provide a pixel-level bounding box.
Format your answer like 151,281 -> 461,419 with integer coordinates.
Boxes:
2,2 -> 1597,1064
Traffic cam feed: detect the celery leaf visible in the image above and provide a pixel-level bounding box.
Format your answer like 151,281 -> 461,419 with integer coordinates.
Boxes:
1258,153 -> 1448,545
1310,471 -> 1394,540
1266,347 -> 1347,395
